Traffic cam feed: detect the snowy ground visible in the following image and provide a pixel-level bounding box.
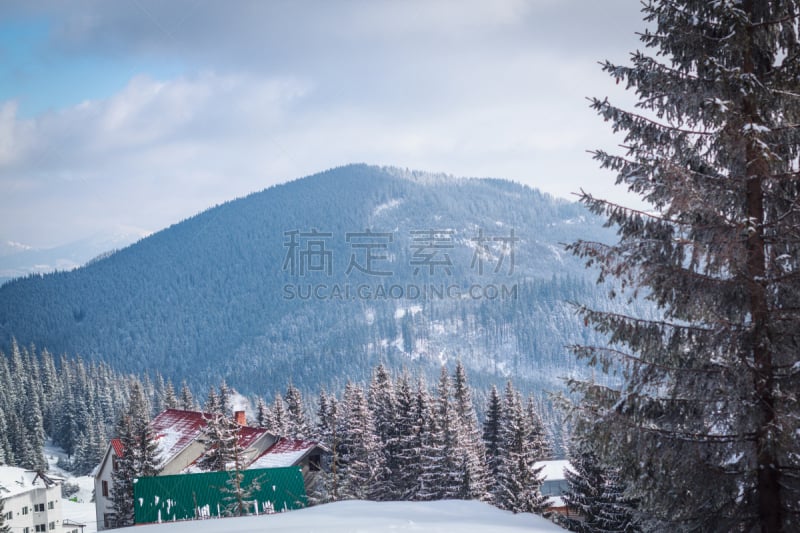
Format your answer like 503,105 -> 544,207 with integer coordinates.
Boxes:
131,499 -> 566,533
44,443 -> 98,533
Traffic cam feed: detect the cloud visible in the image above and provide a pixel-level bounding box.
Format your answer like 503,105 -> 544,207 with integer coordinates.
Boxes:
0,0 -> 647,248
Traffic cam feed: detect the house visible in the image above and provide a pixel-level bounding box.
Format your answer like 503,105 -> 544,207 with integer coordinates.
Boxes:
0,467 -> 78,533
535,459 -> 575,516
94,408 -> 328,530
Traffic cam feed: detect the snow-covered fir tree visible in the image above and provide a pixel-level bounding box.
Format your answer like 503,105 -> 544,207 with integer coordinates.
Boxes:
337,382 -> 383,500
560,441 -> 639,533
452,361 -> 489,500
268,392 -> 289,436
567,1 -> 800,530
255,397 -> 270,429
179,381 -> 195,411
482,384 -> 503,497
110,379 -> 159,527
493,382 -> 548,514
367,364 -> 399,500
393,371 -> 423,500
197,410 -> 241,472
285,384 -> 310,439
0,497 -> 10,533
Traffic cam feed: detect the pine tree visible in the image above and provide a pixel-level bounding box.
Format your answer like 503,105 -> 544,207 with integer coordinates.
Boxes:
285,384 -> 310,439
204,387 -> 221,415
110,380 -> 159,527
367,364 -> 398,500
0,497 -> 9,533
162,382 -> 179,410
567,1 -> 800,530
255,397 -> 270,429
560,442 -> 639,533
312,388 -> 341,503
482,385 -> 503,496
197,411 -> 240,472
179,381 -> 195,411
494,382 -> 548,514
110,415 -> 137,528
338,382 -> 383,500
451,361 -> 489,500
269,393 -> 288,436
393,371 -> 422,500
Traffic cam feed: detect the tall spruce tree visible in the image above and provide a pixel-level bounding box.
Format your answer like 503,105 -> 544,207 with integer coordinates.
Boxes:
367,364 -> 398,500
494,382 -> 548,514
0,497 -> 9,533
285,384 -> 310,439
568,1 -> 800,530
560,442 -> 639,533
197,411 -> 240,472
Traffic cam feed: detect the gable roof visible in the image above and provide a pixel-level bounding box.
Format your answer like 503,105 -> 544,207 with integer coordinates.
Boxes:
110,438 -> 124,458
0,466 -> 59,498
151,409 -> 210,466
247,438 -> 322,469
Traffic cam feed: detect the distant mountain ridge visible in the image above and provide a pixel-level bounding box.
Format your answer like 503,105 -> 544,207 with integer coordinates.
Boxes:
0,164 -> 618,396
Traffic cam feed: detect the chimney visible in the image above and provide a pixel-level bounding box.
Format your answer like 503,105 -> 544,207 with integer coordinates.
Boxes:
234,410 -> 247,426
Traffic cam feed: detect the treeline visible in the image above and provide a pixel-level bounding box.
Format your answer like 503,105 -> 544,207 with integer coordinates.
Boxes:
248,362 -> 552,511
0,341 -> 181,474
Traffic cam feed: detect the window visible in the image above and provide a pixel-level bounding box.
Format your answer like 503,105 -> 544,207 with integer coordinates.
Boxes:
22,506 -> 29,515
34,503 -> 45,512
3,511 -> 11,520
102,480 -> 109,497
35,524 -> 46,532
308,453 -> 321,472
23,528 -> 29,533
49,522 -> 55,530
47,501 -> 54,510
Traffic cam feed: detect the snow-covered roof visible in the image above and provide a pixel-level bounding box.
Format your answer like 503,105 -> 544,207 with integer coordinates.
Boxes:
247,438 -> 320,469
534,460 -> 574,482
0,466 -> 56,499
151,409 -> 211,466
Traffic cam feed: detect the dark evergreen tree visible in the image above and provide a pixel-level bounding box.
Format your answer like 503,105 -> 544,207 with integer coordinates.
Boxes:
367,364 -> 398,500
110,414 -> 136,528
285,384 -> 310,439
482,384 -> 503,496
268,393 -> 288,436
179,381 -> 195,411
452,361 -> 489,500
567,1 -> 800,530
560,443 -> 639,533
494,382 -> 548,514
255,397 -> 270,429
393,371 -> 422,500
197,411 -> 240,472
0,497 -> 9,533
161,382 -> 178,410
338,382 -> 382,500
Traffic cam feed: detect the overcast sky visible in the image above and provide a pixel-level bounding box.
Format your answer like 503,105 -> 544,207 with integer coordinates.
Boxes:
0,1 -> 646,249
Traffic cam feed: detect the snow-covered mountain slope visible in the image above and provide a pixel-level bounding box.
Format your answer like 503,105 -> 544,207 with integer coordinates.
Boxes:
0,164 -> 621,396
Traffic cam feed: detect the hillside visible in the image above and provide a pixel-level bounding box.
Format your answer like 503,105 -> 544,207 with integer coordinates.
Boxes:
0,164 -> 620,396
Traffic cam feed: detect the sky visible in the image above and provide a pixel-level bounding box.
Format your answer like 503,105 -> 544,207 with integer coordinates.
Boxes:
0,0 -> 646,251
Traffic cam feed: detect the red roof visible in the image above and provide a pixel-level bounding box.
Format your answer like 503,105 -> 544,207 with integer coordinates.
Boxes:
151,409 -> 210,463
110,438 -> 124,457
150,409 -> 270,467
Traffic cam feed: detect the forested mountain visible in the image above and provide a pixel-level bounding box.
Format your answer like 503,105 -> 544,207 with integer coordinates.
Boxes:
0,164 -> 623,396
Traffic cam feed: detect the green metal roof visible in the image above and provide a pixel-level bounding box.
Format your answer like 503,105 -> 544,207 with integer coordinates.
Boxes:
133,467 -> 307,524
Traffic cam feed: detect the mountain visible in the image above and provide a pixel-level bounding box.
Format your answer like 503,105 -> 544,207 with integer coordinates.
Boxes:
0,164 -> 620,396
0,230 -> 150,286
